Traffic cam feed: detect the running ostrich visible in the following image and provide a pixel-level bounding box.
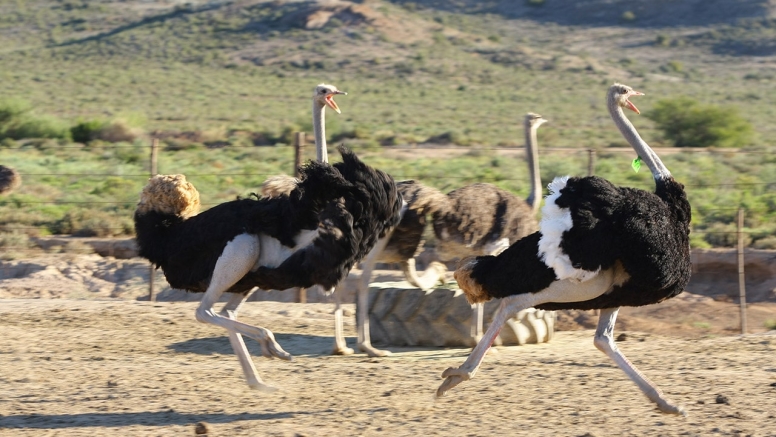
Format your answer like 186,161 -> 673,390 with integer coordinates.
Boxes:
0,165 -> 21,195
351,113 -> 549,356
437,83 -> 691,415
133,85 -> 403,391
262,110 -> 548,356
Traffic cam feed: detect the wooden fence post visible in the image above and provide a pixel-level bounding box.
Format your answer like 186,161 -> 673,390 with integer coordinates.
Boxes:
294,132 -> 305,178
148,138 -> 159,302
737,207 -> 747,334
587,149 -> 596,176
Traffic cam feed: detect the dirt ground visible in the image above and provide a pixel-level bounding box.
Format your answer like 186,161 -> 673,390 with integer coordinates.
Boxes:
1,294 -> 775,436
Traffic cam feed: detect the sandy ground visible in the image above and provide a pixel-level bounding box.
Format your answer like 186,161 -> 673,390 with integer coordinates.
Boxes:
1,297 -> 776,437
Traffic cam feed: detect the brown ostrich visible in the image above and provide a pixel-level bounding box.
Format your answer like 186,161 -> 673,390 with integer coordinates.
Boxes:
351,113 -> 549,356
0,165 -> 22,195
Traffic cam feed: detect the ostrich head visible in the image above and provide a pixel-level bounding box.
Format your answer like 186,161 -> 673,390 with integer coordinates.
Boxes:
525,112 -> 548,128
313,83 -> 347,114
609,83 -> 645,114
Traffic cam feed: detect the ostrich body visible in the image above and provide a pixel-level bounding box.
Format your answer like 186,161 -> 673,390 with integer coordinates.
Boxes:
437,84 -> 691,415
133,85 -> 402,390
351,113 -> 547,356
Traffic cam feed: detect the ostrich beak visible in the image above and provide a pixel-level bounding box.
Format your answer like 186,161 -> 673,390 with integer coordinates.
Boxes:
625,90 -> 644,115
325,91 -> 347,114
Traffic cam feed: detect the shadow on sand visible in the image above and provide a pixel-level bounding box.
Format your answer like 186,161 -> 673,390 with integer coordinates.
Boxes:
168,332 -> 358,357
0,410 -> 300,429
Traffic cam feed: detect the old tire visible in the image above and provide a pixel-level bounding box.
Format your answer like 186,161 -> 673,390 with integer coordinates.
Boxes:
365,282 -> 555,348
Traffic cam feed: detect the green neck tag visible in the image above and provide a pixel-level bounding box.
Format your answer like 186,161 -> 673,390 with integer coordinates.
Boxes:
631,157 -> 642,173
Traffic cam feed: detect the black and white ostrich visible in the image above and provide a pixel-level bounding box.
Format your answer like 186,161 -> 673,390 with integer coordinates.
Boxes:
133,87 -> 403,390
437,83 -> 691,415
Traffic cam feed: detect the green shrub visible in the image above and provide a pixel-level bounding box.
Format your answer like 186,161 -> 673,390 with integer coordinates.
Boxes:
655,34 -> 671,47
71,119 -> 107,143
621,11 -> 636,22
645,97 -> 753,148
3,115 -> 72,141
0,99 -> 71,141
0,99 -> 31,125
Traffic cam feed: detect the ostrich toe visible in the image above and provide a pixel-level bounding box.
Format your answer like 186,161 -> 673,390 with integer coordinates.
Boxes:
656,399 -> 687,416
436,366 -> 475,397
257,330 -> 292,361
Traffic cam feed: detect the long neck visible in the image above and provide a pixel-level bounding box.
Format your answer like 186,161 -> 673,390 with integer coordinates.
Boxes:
524,120 -> 542,213
608,97 -> 670,181
313,101 -> 327,163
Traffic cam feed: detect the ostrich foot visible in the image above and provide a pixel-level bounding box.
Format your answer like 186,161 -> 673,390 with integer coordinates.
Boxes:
253,329 -> 293,361
358,342 -> 392,357
247,379 -> 280,393
436,366 -> 476,397
652,397 -> 687,416
332,344 -> 355,355
656,399 -> 686,416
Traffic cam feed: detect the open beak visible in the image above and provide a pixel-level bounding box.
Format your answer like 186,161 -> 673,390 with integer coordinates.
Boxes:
625,90 -> 644,114
325,90 -> 347,114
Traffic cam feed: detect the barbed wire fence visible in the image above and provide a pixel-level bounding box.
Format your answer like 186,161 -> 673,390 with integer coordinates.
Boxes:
2,137 -> 774,333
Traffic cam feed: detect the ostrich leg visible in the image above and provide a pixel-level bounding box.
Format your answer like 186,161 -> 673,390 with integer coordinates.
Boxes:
594,307 -> 685,415
218,290 -> 278,392
437,268 -> 618,397
331,285 -> 355,355
470,303 -> 484,344
355,232 -> 393,357
195,235 -> 292,388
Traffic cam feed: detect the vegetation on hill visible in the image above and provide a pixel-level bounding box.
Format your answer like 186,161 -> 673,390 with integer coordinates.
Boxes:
1,0 -> 775,253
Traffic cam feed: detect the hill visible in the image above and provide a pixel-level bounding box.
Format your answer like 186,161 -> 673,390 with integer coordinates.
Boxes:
0,0 -> 775,248
1,0 -> 776,146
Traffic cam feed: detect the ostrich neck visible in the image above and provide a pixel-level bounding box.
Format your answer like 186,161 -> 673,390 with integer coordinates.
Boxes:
313,101 -> 327,163
524,121 -> 542,213
608,100 -> 670,180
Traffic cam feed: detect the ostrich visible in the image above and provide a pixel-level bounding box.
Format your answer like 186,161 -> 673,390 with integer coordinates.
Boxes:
0,165 -> 21,195
133,86 -> 403,390
352,113 -> 548,356
437,83 -> 691,416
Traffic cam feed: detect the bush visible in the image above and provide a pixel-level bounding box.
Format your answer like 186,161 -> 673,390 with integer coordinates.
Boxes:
645,97 -> 753,148
4,116 -> 71,141
0,99 -> 71,141
71,119 -> 107,143
0,99 -> 31,125
0,231 -> 35,260
52,209 -> 134,237
95,119 -> 144,143
621,11 -> 636,22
